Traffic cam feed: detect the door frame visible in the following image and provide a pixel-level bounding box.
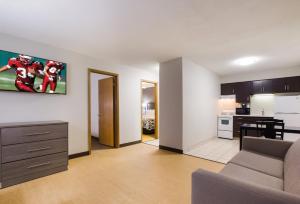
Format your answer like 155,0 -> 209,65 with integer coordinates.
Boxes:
88,68 -> 120,154
141,80 -> 159,141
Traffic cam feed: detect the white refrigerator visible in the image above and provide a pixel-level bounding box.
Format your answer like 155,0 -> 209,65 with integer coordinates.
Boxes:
274,95 -> 300,141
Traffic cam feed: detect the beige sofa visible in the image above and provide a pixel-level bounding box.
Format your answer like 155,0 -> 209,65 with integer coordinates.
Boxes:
192,137 -> 300,204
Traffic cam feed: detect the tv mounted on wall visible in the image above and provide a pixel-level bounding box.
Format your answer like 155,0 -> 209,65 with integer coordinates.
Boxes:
0,50 -> 67,94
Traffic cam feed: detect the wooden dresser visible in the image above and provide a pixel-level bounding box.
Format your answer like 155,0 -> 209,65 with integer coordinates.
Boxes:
0,121 -> 68,188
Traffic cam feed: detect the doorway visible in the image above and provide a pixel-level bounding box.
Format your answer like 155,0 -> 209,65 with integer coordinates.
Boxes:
88,68 -> 119,154
141,80 -> 158,146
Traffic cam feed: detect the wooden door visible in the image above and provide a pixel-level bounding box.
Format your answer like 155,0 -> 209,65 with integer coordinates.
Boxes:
98,77 -> 114,147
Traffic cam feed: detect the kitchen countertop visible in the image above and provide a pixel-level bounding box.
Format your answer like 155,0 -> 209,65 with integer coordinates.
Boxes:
234,115 -> 274,117
218,114 -> 274,117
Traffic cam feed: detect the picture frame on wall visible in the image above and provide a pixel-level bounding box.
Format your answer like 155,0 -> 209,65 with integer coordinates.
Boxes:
0,50 -> 67,94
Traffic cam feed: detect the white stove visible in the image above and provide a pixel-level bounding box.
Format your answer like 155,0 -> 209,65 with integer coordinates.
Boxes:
217,111 -> 234,139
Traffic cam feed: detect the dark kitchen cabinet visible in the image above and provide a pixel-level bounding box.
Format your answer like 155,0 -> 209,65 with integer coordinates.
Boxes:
233,116 -> 273,138
221,76 -> 300,100
285,76 -> 300,92
221,82 -> 251,103
272,78 -> 286,93
252,79 -> 272,94
221,83 -> 236,95
272,76 -> 300,93
235,81 -> 252,103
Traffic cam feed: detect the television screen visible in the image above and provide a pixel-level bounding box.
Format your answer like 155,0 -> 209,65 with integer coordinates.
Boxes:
0,50 -> 67,94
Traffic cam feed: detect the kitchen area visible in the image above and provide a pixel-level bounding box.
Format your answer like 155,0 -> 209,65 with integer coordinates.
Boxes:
186,75 -> 300,164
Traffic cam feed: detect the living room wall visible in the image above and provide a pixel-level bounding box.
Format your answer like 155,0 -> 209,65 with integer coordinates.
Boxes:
182,58 -> 220,152
0,33 -> 158,155
159,57 -> 220,152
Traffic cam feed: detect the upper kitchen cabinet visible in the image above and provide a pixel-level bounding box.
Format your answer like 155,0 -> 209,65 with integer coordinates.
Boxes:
252,79 -> 272,94
221,83 -> 236,95
285,76 -> 300,92
272,76 -> 300,93
272,78 -> 286,93
220,76 -> 300,99
221,81 -> 252,103
235,81 -> 252,103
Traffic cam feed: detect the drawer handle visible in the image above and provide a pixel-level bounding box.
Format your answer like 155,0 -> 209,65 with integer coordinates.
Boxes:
27,146 -> 51,152
25,131 -> 51,136
27,162 -> 51,169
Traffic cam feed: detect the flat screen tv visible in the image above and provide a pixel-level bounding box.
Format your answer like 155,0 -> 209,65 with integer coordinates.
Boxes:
0,50 -> 67,94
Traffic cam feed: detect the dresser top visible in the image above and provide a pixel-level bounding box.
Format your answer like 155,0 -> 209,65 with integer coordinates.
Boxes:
0,121 -> 68,128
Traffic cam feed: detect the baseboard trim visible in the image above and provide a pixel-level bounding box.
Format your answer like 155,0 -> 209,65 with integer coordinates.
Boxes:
159,145 -> 183,154
119,140 -> 141,147
69,151 -> 90,159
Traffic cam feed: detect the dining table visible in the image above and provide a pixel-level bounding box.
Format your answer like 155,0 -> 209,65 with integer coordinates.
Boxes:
239,123 -> 300,149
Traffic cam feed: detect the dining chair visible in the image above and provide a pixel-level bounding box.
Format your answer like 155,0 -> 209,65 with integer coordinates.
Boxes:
256,119 -> 285,140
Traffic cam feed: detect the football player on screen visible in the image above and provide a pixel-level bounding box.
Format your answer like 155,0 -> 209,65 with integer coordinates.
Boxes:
0,54 -> 42,92
41,60 -> 64,93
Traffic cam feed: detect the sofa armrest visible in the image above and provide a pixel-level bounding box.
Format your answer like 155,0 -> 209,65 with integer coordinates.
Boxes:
242,136 -> 293,159
192,169 -> 300,204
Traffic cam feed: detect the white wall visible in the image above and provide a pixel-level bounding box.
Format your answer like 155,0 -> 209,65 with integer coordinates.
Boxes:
0,33 -> 158,154
90,73 -> 112,138
182,58 -> 220,152
221,66 -> 300,83
159,57 -> 220,152
159,58 -> 183,150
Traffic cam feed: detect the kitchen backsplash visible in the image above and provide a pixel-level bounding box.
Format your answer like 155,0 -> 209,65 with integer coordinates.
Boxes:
250,94 -> 275,116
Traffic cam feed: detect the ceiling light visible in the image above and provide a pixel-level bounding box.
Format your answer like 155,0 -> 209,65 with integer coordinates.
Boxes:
233,57 -> 260,66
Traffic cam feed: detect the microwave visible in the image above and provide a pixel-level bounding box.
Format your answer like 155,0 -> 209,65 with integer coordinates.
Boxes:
236,108 -> 250,115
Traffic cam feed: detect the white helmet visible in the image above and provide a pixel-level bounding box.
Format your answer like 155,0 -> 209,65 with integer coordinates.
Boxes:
19,54 -> 33,65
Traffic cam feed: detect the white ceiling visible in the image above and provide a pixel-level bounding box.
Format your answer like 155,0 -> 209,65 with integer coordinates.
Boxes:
0,0 -> 300,75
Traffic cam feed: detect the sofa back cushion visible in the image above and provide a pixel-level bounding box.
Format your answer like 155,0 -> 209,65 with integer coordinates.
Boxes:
284,139 -> 300,195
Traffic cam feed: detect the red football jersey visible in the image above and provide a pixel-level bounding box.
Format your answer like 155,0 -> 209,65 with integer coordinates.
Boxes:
45,60 -> 64,79
7,58 -> 37,86
32,61 -> 44,76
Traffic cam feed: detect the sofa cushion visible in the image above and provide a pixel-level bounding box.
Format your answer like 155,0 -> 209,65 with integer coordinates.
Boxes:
229,150 -> 283,178
220,163 -> 283,190
284,139 -> 300,195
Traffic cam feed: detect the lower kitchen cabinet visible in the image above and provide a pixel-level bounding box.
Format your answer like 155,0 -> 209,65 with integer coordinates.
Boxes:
233,116 -> 273,138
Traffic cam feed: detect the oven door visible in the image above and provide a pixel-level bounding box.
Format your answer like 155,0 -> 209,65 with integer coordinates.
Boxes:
218,117 -> 233,131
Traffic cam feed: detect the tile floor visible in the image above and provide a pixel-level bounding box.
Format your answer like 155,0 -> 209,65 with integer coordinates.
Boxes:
185,137 -> 239,164
144,139 -> 159,147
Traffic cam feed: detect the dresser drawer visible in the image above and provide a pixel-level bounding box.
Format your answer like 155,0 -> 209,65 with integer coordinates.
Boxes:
2,152 -> 67,187
1,124 -> 67,145
2,138 -> 67,163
